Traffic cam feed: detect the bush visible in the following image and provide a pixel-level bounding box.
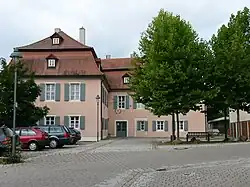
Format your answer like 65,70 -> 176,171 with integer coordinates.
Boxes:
0,140 -> 23,164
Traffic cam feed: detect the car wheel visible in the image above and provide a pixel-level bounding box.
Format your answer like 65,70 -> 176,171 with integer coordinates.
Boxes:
29,142 -> 38,151
49,139 -> 58,149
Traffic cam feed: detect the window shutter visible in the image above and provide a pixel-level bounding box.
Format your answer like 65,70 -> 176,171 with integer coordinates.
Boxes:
164,121 -> 168,131
55,83 -> 61,101
125,95 -> 130,109
39,117 -> 45,125
145,121 -> 148,131
64,116 -> 69,127
80,83 -> 86,101
40,84 -> 45,101
55,116 -> 60,125
133,99 -> 137,109
64,83 -> 69,101
152,121 -> 156,131
101,118 -> 104,130
106,119 -> 109,130
137,121 -> 141,131
184,120 -> 188,131
80,116 -> 85,130
113,96 -> 117,109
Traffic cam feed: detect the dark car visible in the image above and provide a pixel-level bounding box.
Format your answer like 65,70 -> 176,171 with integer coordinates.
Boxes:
15,127 -> 49,151
34,125 -> 71,148
68,127 -> 81,145
0,126 -> 20,155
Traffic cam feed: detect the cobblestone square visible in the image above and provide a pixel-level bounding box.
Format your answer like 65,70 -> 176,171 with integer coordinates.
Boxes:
1,139 -> 250,187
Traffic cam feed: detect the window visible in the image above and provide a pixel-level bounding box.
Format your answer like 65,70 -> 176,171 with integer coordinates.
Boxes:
50,127 -> 63,133
45,116 -> 55,126
52,38 -> 60,45
70,116 -> 80,129
70,83 -> 80,101
123,77 -> 130,84
47,59 -> 56,67
156,121 -> 165,131
45,84 -> 55,101
137,121 -> 146,131
136,103 -> 145,109
176,121 -> 184,131
21,129 -> 36,136
118,96 -> 126,109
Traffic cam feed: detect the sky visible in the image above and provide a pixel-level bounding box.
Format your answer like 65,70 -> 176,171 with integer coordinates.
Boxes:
1,0 -> 250,61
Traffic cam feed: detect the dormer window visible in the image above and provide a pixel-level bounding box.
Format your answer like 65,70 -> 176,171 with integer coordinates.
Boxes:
123,77 -> 130,84
47,59 -> 56,68
52,38 -> 60,45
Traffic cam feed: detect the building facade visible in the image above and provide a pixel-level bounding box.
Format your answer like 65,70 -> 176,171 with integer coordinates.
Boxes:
14,28 -> 206,141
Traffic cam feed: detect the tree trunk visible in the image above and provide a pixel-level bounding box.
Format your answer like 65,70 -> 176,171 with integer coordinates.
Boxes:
236,108 -> 240,140
171,113 -> 176,141
224,108 -> 228,141
176,112 -> 180,140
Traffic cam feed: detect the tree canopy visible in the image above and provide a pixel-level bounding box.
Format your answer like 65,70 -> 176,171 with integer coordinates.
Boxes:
0,59 -> 49,127
130,9 -> 210,117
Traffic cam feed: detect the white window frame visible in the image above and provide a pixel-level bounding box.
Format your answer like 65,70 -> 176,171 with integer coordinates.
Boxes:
123,77 -> 130,84
69,115 -> 80,129
45,115 -> 56,126
176,121 -> 185,132
45,83 -> 56,101
47,59 -> 56,67
156,120 -> 165,132
69,83 -> 81,101
136,103 -> 145,109
117,95 -> 126,109
52,37 -> 60,45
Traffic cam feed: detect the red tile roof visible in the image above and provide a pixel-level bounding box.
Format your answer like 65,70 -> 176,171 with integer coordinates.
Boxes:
101,58 -> 133,90
18,31 -> 90,50
19,58 -> 103,76
101,58 -> 132,69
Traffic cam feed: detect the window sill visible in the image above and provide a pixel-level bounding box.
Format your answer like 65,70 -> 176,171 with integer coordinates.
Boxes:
44,100 -> 56,102
156,130 -> 165,132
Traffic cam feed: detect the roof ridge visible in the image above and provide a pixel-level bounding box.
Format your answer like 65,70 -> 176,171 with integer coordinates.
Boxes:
59,31 -> 91,48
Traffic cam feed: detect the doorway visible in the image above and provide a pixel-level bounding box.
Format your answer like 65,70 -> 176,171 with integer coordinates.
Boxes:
116,121 -> 127,137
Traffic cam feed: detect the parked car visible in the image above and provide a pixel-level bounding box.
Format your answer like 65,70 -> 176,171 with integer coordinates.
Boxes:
34,125 -> 71,148
0,125 -> 20,155
15,127 -> 49,151
68,127 -> 81,145
208,129 -> 220,136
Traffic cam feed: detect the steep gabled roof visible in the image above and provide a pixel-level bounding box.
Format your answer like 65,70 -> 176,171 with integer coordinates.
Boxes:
18,31 -> 91,50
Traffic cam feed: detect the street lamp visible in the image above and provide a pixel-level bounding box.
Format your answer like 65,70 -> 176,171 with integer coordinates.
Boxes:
10,48 -> 22,156
96,95 -> 100,142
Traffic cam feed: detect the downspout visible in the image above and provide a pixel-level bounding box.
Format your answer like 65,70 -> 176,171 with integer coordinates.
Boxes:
100,79 -> 103,140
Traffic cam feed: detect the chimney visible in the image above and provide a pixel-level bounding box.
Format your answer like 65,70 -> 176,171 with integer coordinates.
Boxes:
54,28 -> 61,33
106,54 -> 111,59
79,27 -> 86,45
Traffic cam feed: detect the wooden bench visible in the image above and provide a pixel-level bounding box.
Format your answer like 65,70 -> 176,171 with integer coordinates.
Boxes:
186,132 -> 210,142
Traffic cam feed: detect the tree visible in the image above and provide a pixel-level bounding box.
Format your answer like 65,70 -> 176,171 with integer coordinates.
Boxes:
130,9 -> 210,139
209,7 -> 250,140
0,59 -> 49,128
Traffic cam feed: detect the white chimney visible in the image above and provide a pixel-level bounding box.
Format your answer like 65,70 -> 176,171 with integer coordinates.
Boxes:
54,28 -> 61,33
106,55 -> 111,59
79,27 -> 86,45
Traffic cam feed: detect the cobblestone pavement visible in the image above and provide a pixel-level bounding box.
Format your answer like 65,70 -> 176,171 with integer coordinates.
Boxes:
1,138 -> 250,187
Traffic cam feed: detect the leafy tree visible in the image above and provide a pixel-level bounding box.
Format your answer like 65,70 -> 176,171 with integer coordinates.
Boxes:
209,7 -> 250,140
0,59 -> 49,128
130,9 -> 210,139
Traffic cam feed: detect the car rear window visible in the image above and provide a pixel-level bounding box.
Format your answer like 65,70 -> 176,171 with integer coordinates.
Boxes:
0,128 -> 5,141
50,127 -> 63,133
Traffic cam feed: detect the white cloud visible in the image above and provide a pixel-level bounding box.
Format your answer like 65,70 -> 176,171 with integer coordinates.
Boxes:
1,0 -> 250,60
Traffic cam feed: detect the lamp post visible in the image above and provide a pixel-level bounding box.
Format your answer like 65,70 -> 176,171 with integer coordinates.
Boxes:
10,48 -> 22,156
96,95 -> 100,142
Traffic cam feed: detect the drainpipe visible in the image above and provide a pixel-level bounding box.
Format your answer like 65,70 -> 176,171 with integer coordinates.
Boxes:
100,79 -> 103,140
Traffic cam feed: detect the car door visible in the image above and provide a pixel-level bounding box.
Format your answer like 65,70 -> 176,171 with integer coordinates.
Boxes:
20,129 -> 36,145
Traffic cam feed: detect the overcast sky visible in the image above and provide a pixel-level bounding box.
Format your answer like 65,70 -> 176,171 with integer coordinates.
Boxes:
1,0 -> 250,61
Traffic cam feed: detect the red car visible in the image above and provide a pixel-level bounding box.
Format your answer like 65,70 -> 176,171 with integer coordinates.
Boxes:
15,127 -> 49,151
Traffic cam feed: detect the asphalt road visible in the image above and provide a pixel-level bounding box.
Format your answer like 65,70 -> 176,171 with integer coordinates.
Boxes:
1,139 -> 250,187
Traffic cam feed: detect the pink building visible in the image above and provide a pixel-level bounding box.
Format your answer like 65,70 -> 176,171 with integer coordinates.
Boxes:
15,28 -> 206,141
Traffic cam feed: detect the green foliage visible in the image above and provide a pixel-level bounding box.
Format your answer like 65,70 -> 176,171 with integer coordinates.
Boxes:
209,7 -> 250,112
0,59 -> 49,127
130,9 -> 210,116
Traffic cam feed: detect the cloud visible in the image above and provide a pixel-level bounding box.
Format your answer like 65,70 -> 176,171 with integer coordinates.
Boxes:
1,0 -> 250,60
